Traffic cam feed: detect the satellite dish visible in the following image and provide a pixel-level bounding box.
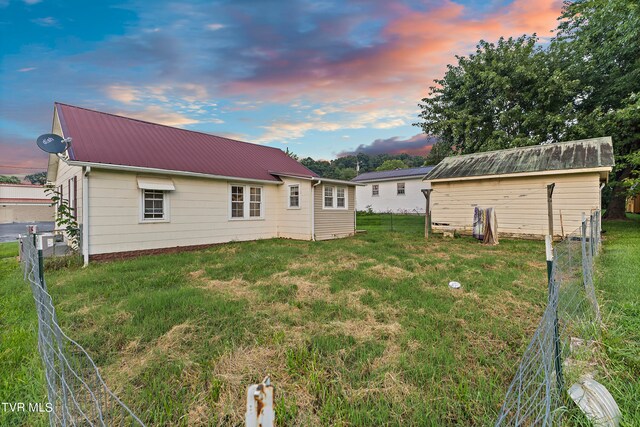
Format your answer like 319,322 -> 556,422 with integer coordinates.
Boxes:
36,134 -> 71,154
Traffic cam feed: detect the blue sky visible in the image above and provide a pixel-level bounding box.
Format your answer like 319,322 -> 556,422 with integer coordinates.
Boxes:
0,0 -> 563,174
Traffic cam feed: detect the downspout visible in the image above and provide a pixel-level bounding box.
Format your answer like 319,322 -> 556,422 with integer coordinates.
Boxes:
82,166 -> 91,266
312,180 -> 322,241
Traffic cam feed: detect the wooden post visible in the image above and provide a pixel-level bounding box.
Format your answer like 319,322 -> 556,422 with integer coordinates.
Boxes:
421,189 -> 433,239
547,183 -> 555,238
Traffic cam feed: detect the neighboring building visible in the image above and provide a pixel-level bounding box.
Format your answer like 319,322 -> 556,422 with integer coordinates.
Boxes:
423,137 -> 615,239
627,194 -> 640,214
46,103 -> 360,263
0,184 -> 54,224
351,166 -> 434,213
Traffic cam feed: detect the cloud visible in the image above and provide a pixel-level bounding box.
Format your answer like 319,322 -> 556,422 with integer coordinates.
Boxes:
23,0 -> 42,4
115,106 -> 199,127
206,23 -> 225,31
338,134 -> 438,157
17,67 -> 36,72
0,135 -> 48,175
31,17 -> 58,27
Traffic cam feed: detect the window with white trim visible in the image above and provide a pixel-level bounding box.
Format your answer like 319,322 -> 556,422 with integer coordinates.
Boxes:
323,185 -> 348,209
231,185 -> 244,218
397,182 -> 405,195
230,184 -> 264,219
324,186 -> 334,208
142,189 -> 166,220
336,187 -> 346,208
288,185 -> 300,208
372,184 -> 379,197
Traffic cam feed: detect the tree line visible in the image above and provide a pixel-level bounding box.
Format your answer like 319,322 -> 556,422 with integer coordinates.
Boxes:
416,0 -> 639,218
297,153 -> 427,181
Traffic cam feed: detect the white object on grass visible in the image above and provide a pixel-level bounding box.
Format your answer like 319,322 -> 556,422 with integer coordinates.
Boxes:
448,281 -> 461,289
568,377 -> 621,427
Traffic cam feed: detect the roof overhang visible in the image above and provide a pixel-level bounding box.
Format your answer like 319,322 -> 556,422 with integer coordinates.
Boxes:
424,166 -> 613,183
65,160 -> 284,185
353,175 -> 428,183
312,177 -> 364,186
137,177 -> 175,191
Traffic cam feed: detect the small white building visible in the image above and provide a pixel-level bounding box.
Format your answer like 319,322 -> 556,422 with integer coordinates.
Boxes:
0,184 -> 54,223
351,166 -> 434,213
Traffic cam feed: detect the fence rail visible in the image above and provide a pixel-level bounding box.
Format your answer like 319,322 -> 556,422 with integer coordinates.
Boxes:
495,211 -> 602,426
356,211 -> 425,234
20,232 -> 146,426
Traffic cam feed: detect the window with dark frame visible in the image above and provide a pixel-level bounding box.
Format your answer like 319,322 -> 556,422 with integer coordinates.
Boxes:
289,185 -> 300,208
231,185 -> 244,218
397,182 -> 405,195
372,184 -> 379,196
142,189 -> 165,220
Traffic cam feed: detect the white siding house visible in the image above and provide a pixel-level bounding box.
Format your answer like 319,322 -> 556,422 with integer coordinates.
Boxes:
351,166 -> 434,213
46,103 -> 360,262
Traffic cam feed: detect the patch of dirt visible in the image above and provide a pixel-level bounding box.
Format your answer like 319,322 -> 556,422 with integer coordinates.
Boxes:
367,264 -> 414,280
190,269 -> 256,301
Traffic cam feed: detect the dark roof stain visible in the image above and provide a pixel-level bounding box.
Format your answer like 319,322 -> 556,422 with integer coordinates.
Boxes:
424,138 -> 614,181
351,166 -> 435,182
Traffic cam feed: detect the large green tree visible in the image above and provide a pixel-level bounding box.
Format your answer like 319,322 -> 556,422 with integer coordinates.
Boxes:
25,171 -> 47,185
376,159 -> 408,171
0,175 -> 21,184
416,0 -> 640,218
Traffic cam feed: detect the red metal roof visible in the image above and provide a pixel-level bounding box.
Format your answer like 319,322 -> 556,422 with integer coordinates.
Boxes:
55,103 -> 318,182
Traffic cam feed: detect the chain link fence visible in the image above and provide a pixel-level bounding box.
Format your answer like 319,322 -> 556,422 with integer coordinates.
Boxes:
356,211 -> 425,234
19,232 -> 146,426
495,211 -> 602,426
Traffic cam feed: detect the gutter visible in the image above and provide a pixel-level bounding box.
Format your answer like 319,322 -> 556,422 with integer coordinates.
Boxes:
82,166 -> 91,266
311,180 -> 322,241
66,160 -> 284,185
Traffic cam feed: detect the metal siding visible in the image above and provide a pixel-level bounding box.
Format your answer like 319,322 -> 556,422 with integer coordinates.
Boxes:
55,103 -> 318,183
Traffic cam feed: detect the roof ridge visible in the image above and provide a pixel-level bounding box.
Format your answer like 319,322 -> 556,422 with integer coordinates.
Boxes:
54,102 -> 285,153
441,137 -> 612,162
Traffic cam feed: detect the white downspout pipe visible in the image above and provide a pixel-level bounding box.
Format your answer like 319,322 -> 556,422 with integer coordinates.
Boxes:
82,166 -> 91,266
312,180 -> 322,241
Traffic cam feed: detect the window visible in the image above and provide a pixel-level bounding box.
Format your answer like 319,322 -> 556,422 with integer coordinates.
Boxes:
336,187 -> 346,208
250,187 -> 262,217
142,189 -> 166,220
372,184 -> 379,197
289,185 -> 300,208
324,186 -> 334,208
230,184 -> 263,219
397,182 -> 405,195
231,185 -> 244,218
323,185 -> 348,209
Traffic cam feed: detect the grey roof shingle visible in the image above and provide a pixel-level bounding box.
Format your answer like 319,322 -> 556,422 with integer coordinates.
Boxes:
351,166 -> 435,182
424,137 -> 614,181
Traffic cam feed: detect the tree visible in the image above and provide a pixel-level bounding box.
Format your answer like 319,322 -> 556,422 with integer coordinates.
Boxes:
416,35 -> 579,158
25,171 -> 47,185
284,147 -> 299,161
0,175 -> 21,184
376,159 -> 408,171
553,0 -> 640,218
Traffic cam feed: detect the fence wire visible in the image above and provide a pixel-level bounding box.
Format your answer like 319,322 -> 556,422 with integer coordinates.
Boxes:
19,233 -> 146,427
356,211 -> 425,234
495,211 -> 602,426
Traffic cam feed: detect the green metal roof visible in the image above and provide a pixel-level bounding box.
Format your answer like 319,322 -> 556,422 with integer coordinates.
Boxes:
424,137 -> 614,181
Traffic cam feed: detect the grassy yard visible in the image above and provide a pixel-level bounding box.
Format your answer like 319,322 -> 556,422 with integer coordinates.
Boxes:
0,214 -> 634,426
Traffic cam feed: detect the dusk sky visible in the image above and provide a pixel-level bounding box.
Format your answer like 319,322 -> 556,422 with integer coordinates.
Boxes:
0,0 -> 563,175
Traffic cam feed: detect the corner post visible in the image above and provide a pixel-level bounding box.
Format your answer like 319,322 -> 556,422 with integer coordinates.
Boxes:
421,189 -> 433,239
547,183 -> 555,238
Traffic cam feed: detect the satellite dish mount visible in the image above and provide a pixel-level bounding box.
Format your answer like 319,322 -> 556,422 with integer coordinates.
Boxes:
36,134 -> 72,154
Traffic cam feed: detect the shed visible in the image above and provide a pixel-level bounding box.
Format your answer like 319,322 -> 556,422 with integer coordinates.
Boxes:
423,137 -> 615,238
0,184 -> 54,224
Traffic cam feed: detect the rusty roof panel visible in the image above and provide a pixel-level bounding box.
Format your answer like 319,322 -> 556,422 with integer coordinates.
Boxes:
425,137 -> 614,181
55,103 -> 318,182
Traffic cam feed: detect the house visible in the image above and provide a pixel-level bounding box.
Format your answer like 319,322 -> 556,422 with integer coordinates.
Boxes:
46,103 -> 360,263
351,166 -> 434,213
0,184 -> 54,224
423,137 -> 615,238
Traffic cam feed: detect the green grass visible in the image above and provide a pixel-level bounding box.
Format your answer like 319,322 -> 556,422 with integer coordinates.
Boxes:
596,214 -> 640,426
0,213 -> 634,426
